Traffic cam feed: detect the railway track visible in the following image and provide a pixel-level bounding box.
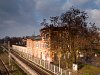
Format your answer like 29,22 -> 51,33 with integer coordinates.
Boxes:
1,45 -> 56,75
11,50 -> 50,75
1,46 -> 47,75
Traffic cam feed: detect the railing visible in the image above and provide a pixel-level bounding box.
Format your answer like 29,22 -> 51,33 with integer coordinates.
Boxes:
12,49 -> 70,75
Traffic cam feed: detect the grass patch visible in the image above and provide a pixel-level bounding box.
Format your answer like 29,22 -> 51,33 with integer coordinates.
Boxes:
79,64 -> 100,75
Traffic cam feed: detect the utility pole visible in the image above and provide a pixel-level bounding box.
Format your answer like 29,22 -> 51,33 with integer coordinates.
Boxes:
8,41 -> 11,66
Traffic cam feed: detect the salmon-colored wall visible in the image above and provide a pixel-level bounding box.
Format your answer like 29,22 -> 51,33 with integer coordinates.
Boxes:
26,39 -> 51,62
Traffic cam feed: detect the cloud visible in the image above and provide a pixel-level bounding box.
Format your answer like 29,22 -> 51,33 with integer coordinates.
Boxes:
86,9 -> 100,27
0,21 -> 38,38
0,0 -> 38,38
95,0 -> 100,6
35,0 -> 64,18
0,0 -> 36,25
0,0 -> 100,38
71,0 -> 91,5
62,0 -> 93,11
62,0 -> 73,11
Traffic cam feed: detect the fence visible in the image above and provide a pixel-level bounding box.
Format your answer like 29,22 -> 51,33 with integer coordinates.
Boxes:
12,49 -> 70,75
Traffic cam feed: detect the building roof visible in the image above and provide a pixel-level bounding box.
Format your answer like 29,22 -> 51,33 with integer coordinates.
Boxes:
34,35 -> 42,40
27,35 -> 42,41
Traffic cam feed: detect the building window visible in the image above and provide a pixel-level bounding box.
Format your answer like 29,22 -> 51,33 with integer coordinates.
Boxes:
43,43 -> 49,48
36,42 -> 39,48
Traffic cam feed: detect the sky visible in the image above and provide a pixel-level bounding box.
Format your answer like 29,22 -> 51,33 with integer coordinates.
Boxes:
0,0 -> 100,38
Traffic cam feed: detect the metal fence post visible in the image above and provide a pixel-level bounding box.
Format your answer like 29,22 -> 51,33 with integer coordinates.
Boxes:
54,65 -> 55,73
48,62 -> 50,70
44,60 -> 45,68
69,71 -> 71,75
61,68 -> 62,75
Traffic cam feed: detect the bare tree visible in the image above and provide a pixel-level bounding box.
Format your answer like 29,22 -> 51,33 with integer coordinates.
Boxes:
40,7 -> 99,68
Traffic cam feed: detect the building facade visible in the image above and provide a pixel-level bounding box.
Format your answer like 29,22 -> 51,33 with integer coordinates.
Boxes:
27,36 -> 51,61
12,35 -> 52,62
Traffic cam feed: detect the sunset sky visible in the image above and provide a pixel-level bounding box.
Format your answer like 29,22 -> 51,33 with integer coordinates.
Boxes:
0,0 -> 100,38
